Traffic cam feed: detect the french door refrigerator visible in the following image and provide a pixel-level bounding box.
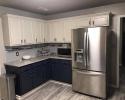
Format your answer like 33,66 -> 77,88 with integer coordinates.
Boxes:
72,27 -> 108,98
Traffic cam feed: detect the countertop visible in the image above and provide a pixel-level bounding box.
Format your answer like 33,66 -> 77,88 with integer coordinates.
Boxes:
5,56 -> 72,67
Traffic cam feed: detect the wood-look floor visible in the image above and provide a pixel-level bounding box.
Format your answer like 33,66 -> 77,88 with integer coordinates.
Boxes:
20,81 -> 125,100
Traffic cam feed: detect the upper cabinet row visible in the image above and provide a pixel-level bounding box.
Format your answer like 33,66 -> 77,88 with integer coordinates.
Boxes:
2,13 -> 110,46
2,14 -> 45,46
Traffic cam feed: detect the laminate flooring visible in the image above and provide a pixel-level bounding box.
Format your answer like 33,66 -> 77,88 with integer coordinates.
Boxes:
20,81 -> 125,100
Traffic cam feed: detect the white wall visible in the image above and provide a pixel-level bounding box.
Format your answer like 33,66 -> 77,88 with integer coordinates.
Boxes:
0,18 -> 6,75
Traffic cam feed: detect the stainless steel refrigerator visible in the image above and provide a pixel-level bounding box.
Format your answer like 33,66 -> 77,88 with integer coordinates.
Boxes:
72,27 -> 108,98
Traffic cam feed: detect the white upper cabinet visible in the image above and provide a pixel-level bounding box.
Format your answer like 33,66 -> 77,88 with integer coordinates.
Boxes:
75,14 -> 110,28
2,14 -> 22,46
63,19 -> 76,43
2,13 -> 111,46
46,21 -> 55,43
32,19 -> 44,44
41,20 -> 46,43
2,14 -> 46,46
54,20 -> 64,43
46,20 -> 64,43
75,17 -> 91,28
21,17 -> 34,45
44,21 -> 49,43
91,14 -> 110,27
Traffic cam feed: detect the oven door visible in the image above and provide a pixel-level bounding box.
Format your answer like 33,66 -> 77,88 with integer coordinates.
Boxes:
72,69 -> 106,98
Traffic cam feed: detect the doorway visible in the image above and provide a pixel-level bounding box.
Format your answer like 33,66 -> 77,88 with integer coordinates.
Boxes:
119,17 -> 125,91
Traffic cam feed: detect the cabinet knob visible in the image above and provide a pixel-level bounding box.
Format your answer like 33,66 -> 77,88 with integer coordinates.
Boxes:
89,20 -> 91,25
44,38 -> 45,42
54,38 -> 57,42
93,21 -> 94,25
24,39 -> 26,43
21,40 -> 23,44
63,38 -> 65,42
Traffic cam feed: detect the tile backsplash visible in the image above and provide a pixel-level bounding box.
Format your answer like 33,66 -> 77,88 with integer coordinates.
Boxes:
5,43 -> 71,62
5,48 -> 41,62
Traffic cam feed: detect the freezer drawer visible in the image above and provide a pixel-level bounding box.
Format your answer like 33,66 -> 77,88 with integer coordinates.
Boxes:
72,69 -> 106,98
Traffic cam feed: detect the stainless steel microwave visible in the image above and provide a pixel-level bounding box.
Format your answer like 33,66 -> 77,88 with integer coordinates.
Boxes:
57,48 -> 71,57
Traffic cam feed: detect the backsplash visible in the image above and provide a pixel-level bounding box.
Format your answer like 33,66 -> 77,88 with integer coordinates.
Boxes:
5,43 -> 71,62
5,48 -> 43,62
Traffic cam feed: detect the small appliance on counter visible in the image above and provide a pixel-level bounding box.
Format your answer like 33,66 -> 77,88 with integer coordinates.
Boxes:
37,47 -> 50,56
57,47 -> 71,58
22,55 -> 31,60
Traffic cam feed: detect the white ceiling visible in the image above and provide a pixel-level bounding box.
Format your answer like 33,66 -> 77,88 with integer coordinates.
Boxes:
0,0 -> 125,15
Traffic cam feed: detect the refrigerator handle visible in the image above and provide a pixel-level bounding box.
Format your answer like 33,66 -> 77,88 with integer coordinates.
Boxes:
84,32 -> 87,67
86,32 -> 89,67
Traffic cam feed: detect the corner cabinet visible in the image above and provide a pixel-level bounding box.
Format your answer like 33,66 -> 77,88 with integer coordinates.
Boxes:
46,19 -> 76,43
46,20 -> 65,43
51,59 -> 72,84
5,59 -> 72,95
5,60 -> 50,95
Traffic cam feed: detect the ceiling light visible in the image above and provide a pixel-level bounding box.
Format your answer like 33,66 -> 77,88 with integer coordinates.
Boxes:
38,7 -> 49,11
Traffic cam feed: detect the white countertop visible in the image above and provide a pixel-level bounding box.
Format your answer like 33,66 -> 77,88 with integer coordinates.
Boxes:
5,56 -> 72,67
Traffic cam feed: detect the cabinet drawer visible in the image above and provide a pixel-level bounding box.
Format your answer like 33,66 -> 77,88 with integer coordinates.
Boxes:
72,69 -> 106,98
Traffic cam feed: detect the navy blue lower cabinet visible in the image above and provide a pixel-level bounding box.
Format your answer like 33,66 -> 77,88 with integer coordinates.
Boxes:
5,60 -> 51,96
5,58 -> 72,96
19,70 -> 33,95
32,66 -> 43,88
61,60 -> 72,84
51,59 -> 72,84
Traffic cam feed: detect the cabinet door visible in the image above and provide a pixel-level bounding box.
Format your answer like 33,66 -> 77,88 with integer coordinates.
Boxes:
92,15 -> 109,26
54,21 -> 64,43
32,66 -> 45,88
61,60 -> 72,84
19,70 -> 33,95
44,21 -> 48,43
64,20 -> 76,43
51,59 -> 72,84
41,20 -> 45,43
32,19 -> 43,44
75,17 -> 91,28
21,17 -> 34,44
51,60 -> 62,81
8,15 -> 22,45
32,61 -> 50,88
47,20 -> 65,43
47,21 -> 56,42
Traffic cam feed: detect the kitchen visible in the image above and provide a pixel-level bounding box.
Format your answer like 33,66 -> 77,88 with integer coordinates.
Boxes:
0,0 -> 125,100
